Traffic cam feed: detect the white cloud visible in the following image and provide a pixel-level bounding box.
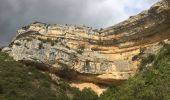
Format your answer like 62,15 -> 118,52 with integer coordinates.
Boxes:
88,0 -> 159,27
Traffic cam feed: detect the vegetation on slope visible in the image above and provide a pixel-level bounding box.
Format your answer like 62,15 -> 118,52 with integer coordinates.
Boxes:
100,44 -> 170,100
0,52 -> 98,100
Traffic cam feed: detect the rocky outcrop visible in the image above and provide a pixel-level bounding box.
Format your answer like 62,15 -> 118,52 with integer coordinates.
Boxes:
2,0 -> 170,85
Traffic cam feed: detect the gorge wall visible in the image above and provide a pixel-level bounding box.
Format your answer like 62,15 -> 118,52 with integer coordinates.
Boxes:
2,0 -> 170,88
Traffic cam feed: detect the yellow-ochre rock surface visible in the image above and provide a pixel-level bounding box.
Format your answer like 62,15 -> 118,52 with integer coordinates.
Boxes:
2,0 -> 170,87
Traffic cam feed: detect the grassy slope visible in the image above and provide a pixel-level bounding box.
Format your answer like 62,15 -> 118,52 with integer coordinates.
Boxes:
100,44 -> 170,100
0,52 -> 98,100
0,52 -> 69,100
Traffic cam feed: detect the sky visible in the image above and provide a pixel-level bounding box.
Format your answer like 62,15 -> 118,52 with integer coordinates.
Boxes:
0,0 -> 159,47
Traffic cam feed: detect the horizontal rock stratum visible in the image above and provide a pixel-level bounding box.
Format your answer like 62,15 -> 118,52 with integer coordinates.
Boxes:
2,0 -> 170,85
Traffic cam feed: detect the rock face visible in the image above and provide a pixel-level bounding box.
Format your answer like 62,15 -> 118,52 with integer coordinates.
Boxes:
2,0 -> 170,85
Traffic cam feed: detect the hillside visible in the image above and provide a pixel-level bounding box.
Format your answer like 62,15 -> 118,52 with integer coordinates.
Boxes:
0,51 -> 98,100
1,0 -> 170,96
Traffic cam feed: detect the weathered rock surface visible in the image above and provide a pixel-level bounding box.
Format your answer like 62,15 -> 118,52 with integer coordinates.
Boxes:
2,0 -> 170,85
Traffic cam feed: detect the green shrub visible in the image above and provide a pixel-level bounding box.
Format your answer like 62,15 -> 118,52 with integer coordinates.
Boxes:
73,88 -> 98,100
139,54 -> 155,71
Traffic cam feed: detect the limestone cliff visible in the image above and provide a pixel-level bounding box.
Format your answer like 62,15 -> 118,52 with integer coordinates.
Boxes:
2,0 -> 170,86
